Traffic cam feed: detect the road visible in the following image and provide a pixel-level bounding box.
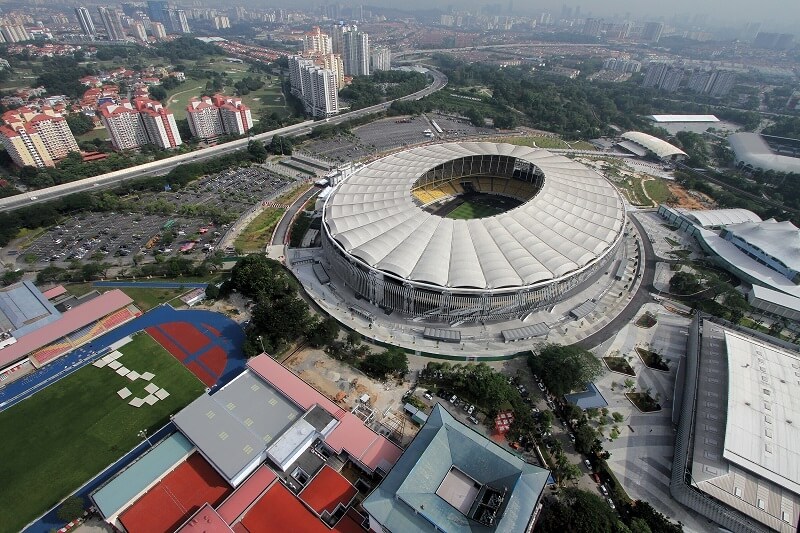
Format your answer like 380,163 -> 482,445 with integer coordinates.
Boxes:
576,211 -> 657,350
0,69 -> 447,213
271,187 -> 320,246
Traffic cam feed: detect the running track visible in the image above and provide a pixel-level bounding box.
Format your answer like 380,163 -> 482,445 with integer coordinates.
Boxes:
0,305 -> 246,412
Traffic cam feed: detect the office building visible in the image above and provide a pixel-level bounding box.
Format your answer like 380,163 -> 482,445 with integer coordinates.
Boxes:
289,56 -> 340,118
99,98 -> 181,151
370,45 -> 391,72
186,94 -> 252,142
74,6 -> 96,39
342,27 -> 370,76
303,26 -> 331,55
642,21 -> 664,43
97,7 -> 125,41
0,108 -> 79,168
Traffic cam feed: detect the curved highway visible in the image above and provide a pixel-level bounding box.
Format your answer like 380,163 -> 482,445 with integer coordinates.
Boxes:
0,68 -> 447,213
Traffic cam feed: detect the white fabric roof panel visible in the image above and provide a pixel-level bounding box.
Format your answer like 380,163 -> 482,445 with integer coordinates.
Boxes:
323,142 -> 626,290
621,131 -> 687,159
681,208 -> 762,228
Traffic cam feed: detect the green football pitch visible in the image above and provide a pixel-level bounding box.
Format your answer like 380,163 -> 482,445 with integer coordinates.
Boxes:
446,199 -> 508,220
0,333 -> 205,533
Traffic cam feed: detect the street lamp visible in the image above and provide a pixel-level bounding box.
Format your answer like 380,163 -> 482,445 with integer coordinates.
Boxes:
138,429 -> 152,448
257,335 -> 266,354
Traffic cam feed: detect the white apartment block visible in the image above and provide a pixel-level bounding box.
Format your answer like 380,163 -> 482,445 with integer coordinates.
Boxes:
186,94 -> 252,141
370,46 -> 391,72
289,57 -> 339,119
99,98 -> 181,150
0,108 -> 78,167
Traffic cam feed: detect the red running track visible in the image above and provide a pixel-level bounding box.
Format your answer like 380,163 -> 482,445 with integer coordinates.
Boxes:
159,322 -> 210,353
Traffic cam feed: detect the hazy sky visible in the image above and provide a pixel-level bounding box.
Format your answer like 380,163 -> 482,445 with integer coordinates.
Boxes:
318,0 -> 799,29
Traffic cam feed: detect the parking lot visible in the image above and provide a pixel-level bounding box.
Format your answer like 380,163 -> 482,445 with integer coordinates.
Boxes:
19,166 -> 294,268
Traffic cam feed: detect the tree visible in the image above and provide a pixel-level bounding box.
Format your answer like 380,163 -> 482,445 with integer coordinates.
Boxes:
57,495 -> 86,523
360,346 -> 408,380
612,411 -> 625,424
247,140 -> 268,163
669,271 -> 702,295
205,283 -> 220,299
148,85 -> 168,102
528,344 -> 604,397
268,134 -> 292,155
1,269 -> 23,286
537,488 -> 626,532
574,423 -> 601,455
308,317 -> 339,347
66,113 -> 95,136
619,500 -> 683,533
623,378 -> 635,391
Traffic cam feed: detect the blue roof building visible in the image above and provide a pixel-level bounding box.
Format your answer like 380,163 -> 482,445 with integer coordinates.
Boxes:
563,382 -> 608,410
362,404 -> 549,532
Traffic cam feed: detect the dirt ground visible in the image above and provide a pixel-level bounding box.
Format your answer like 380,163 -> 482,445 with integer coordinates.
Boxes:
191,292 -> 251,322
284,347 -> 420,444
665,183 -> 716,209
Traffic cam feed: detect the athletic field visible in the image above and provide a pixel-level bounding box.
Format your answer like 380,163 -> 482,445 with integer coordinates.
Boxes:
445,195 -> 521,220
0,333 -> 205,533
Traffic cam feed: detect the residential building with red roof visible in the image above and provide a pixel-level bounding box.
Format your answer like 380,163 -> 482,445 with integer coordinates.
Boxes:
0,107 -> 78,167
186,94 -> 252,142
99,97 -> 182,151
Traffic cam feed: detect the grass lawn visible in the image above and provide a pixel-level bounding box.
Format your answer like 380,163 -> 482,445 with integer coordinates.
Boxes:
0,332 -> 204,533
446,199 -> 506,219
75,126 -> 108,143
643,178 -> 672,204
234,207 -> 285,252
120,287 -> 188,311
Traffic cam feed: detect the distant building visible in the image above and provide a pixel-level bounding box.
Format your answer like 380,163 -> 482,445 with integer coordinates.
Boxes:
130,21 -> 147,42
288,56 -> 339,118
602,57 -> 641,73
342,27 -> 370,76
582,18 -> 602,37
370,45 -> 391,72
97,6 -> 125,41
146,0 -> 168,23
0,107 -> 78,167
642,21 -> 664,43
642,62 -> 683,92
753,32 -> 794,50
74,6 -> 96,39
0,25 -> 31,43
687,70 -> 736,97
303,26 -> 331,55
150,21 -> 166,40
212,15 -> 230,30
99,98 -> 182,151
186,94 -> 252,141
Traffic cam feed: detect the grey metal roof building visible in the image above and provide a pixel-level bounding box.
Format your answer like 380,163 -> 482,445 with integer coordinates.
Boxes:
729,133 -> 800,174
672,317 -> 800,532
320,142 -> 625,322
362,404 -> 549,532
173,370 -> 303,487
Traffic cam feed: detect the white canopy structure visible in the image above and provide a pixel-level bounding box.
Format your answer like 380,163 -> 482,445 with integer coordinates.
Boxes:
621,131 -> 687,161
320,142 -> 626,321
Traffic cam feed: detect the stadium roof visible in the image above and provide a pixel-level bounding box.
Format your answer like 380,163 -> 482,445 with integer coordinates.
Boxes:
681,208 -> 762,228
620,131 -> 688,160
723,330 -> 800,494
649,114 -> 719,123
362,404 -> 549,533
172,371 -> 302,482
323,142 -> 625,291
724,219 -> 800,272
729,133 -> 800,174
0,289 -> 132,370
92,433 -> 195,519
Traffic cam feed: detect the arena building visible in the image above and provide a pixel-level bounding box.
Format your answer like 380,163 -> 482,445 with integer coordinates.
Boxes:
319,142 -> 626,323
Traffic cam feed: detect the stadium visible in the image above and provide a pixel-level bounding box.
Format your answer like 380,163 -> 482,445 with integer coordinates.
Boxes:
319,142 -> 626,322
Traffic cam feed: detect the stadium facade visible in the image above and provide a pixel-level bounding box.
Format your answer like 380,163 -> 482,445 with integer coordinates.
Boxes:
320,142 -> 626,322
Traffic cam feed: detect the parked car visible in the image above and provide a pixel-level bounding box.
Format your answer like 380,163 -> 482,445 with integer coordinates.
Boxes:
449,395 -> 457,404
423,391 -> 433,400
569,433 -> 576,443
468,416 -> 479,425
606,498 -> 616,511
538,382 -> 545,391
584,459 -> 592,470
599,484 -> 609,496
467,405 -> 475,415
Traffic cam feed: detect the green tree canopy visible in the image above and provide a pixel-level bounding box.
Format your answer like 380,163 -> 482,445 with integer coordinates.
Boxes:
528,344 -> 603,397
537,488 -> 626,532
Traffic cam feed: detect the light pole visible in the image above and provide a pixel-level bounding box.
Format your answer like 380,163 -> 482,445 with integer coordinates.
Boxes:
138,429 -> 152,448
257,335 -> 266,354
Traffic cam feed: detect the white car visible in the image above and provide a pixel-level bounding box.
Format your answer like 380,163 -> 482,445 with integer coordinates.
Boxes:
584,459 -> 592,470
467,405 -> 475,415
